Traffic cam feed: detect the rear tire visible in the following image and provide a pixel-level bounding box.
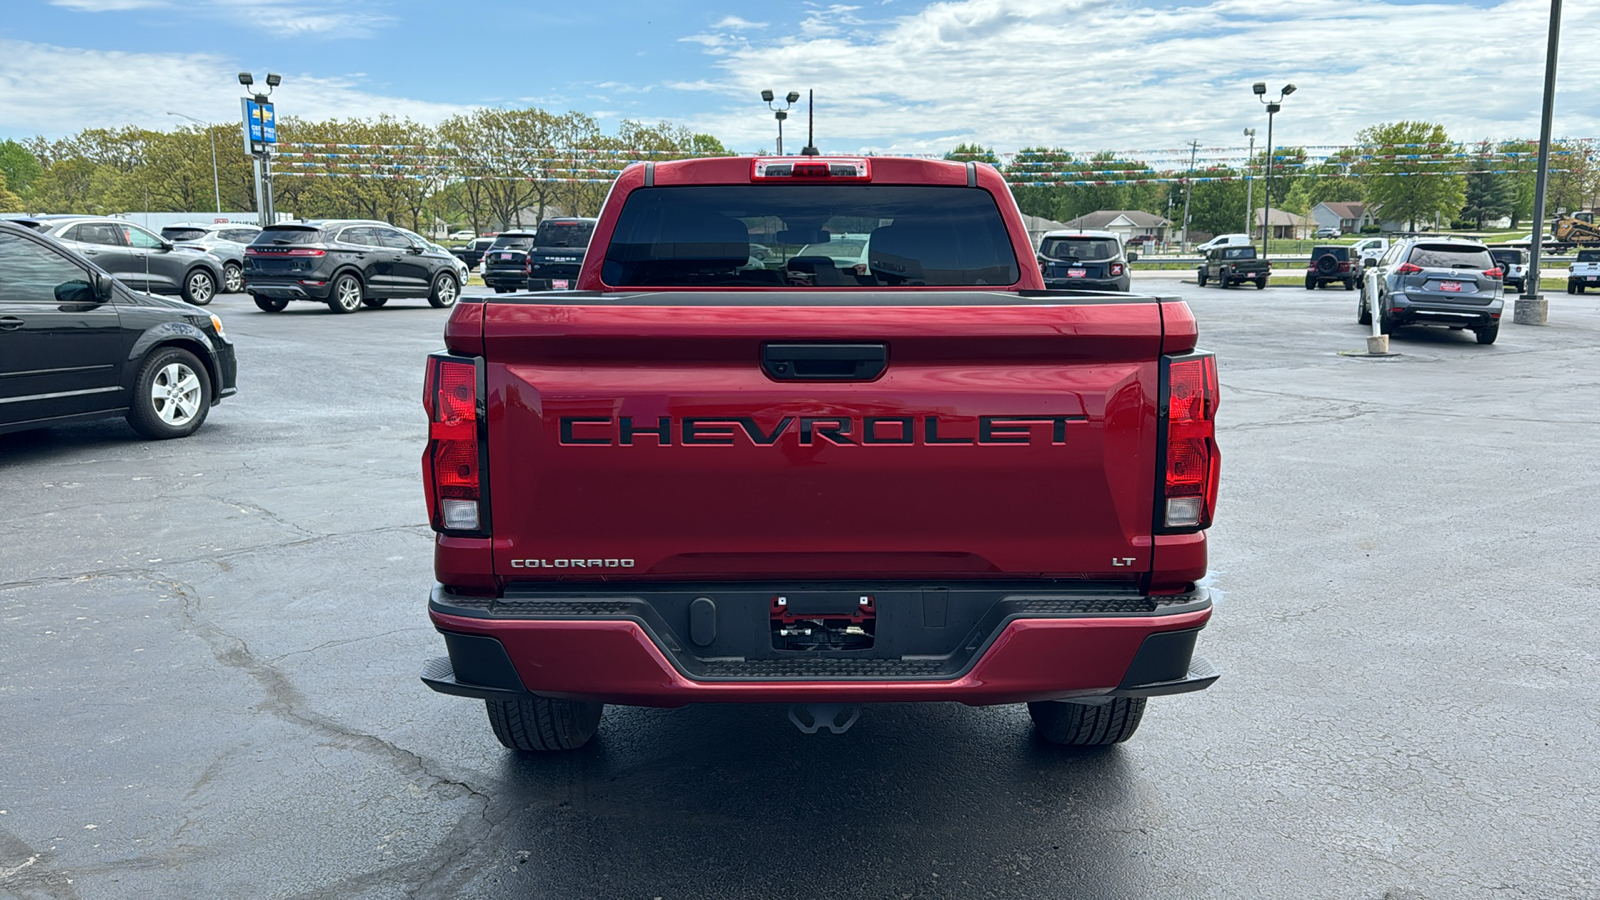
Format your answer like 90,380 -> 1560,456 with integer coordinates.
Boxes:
1475,323 -> 1499,345
1196,270 -> 1207,287
1255,278 -> 1266,290
328,273 -> 363,313
1305,275 -> 1315,290
361,298 -> 388,308
253,296 -> 288,313
222,262 -> 243,294
487,697 -> 603,751
1567,281 -> 1577,294
1028,698 -> 1146,746
1357,292 -> 1371,325
1344,278 -> 1355,291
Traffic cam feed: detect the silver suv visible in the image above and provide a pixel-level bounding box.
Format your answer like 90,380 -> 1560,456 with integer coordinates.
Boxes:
1359,238 -> 1503,344
160,222 -> 261,294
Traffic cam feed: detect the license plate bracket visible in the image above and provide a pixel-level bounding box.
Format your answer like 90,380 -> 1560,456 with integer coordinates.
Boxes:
1440,281 -> 1462,292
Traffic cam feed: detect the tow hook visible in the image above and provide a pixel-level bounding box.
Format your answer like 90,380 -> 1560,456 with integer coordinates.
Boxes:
787,703 -> 861,734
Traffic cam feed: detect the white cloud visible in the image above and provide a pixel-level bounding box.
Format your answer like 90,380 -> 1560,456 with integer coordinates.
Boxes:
673,0 -> 1600,155
712,15 -> 768,29
0,39 -> 470,138
50,0 -> 390,34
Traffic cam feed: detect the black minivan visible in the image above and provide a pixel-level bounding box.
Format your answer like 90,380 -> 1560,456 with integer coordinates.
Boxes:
0,220 -> 237,439
244,220 -> 463,313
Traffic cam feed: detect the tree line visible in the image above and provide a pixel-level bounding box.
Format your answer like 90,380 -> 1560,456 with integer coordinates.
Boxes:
0,108 -> 727,232
949,122 -> 1598,237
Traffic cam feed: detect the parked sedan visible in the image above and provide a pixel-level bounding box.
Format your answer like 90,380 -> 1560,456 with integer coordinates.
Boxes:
17,216 -> 226,306
0,219 -> 237,439
244,220 -> 463,313
1359,238 -> 1503,344
160,222 -> 262,294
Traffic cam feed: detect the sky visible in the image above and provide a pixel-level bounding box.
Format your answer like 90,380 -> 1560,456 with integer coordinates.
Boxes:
0,0 -> 1595,157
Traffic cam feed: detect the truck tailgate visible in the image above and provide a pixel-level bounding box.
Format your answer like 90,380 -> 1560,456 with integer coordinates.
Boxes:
481,292 -> 1164,582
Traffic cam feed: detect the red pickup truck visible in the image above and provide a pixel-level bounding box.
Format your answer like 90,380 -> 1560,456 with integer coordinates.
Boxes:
420,156 -> 1221,751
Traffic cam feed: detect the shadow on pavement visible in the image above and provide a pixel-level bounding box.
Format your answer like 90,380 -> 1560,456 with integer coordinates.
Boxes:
454,702 -> 1152,899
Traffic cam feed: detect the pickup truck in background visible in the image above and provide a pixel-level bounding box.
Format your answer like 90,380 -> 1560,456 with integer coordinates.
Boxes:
1567,248 -> 1600,294
420,155 -> 1222,752
1198,245 -> 1270,289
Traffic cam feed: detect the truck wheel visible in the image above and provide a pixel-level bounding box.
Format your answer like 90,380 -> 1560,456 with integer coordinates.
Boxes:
429,273 -> 460,308
328,273 -> 363,313
1567,281 -> 1577,294
126,346 -> 211,439
1196,270 -> 1207,287
1254,278 -> 1266,290
1344,278 -> 1355,291
1028,698 -> 1145,746
1304,275 -> 1315,290
487,697 -> 603,751
254,296 -> 288,313
1475,323 -> 1499,345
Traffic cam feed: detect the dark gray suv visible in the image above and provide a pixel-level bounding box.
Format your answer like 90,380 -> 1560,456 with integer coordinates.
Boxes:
16,216 -> 226,306
244,220 -> 463,314
1359,238 -> 1504,344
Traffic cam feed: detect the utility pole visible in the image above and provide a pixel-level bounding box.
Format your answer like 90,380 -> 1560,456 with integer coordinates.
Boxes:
1519,0 -> 1562,325
1181,140 -> 1199,253
1243,128 -> 1256,234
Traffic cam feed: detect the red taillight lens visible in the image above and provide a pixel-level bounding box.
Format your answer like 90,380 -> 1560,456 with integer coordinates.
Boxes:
424,356 -> 483,532
245,247 -> 325,257
1395,262 -> 1423,275
1162,355 -> 1220,530
1110,262 -> 1125,277
1484,267 -> 1503,278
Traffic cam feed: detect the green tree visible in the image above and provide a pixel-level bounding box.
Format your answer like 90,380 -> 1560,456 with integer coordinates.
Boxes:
0,139 -> 43,201
1461,141 -> 1514,228
0,171 -> 24,212
1356,121 -> 1466,231
944,143 -> 999,164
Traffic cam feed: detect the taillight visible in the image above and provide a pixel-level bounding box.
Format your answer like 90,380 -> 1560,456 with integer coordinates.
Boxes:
1110,262 -> 1125,277
244,247 -> 325,257
751,157 -> 871,180
1484,267 -> 1503,278
423,355 -> 485,533
1160,354 -> 1220,531
1395,262 -> 1423,275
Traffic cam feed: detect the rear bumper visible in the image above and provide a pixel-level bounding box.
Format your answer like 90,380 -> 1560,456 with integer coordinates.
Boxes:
246,278 -> 332,301
1389,292 -> 1503,326
481,269 -> 526,288
423,583 -> 1217,707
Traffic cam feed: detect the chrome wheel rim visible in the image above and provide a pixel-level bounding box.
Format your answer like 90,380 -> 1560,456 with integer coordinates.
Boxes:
436,276 -> 458,306
337,278 -> 361,310
188,272 -> 214,304
224,265 -> 242,293
152,362 -> 201,426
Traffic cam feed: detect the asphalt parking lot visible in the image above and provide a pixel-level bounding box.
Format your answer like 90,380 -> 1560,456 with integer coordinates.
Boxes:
3,278 -> 1598,899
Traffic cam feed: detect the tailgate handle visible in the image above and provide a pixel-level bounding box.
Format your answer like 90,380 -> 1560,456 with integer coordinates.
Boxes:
762,343 -> 887,381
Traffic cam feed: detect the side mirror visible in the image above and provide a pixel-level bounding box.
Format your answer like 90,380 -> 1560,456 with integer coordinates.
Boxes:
93,271 -> 114,300
1127,251 -> 1139,263
160,239 -> 175,252
408,246 -> 424,254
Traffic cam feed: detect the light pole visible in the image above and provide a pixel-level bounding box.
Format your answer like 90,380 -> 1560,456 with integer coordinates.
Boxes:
1519,0 -> 1563,325
1181,140 -> 1199,253
761,90 -> 800,156
1242,128 -> 1256,234
1252,82 -> 1296,258
168,111 -> 221,214
238,72 -> 282,226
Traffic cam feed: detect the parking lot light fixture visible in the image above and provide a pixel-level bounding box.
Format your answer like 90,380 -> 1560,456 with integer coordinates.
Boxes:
1254,82 -> 1295,258
762,89 -> 800,156
238,72 -> 253,87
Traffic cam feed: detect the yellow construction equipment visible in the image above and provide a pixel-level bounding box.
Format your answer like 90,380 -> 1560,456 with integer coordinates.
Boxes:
1552,211 -> 1600,246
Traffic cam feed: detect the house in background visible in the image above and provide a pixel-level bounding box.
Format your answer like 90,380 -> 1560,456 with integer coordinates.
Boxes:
1254,207 -> 1311,240
1309,201 -> 1412,233
1060,210 -> 1171,243
1020,213 -> 1073,249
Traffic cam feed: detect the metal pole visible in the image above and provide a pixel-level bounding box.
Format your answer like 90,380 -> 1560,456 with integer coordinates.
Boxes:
252,156 -> 267,227
1181,140 -> 1198,254
1520,0 -> 1562,324
1262,109 -> 1275,259
1244,130 -> 1256,234
776,114 -> 784,157
208,129 -> 221,213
